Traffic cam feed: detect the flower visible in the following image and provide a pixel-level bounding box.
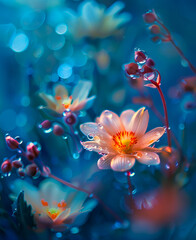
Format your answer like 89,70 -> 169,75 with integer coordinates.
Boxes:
65,1 -> 131,39
11,179 -> 97,231
80,108 -> 165,172
39,81 -> 95,114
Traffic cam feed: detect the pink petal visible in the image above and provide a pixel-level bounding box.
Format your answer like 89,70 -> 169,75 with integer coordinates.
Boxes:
81,141 -> 110,154
136,152 -> 160,165
99,110 -> 124,135
111,155 -> 135,172
128,107 -> 149,137
39,93 -> 57,110
97,154 -> 114,169
120,110 -> 135,129
54,84 -> 68,98
80,122 -> 111,140
134,127 -> 165,149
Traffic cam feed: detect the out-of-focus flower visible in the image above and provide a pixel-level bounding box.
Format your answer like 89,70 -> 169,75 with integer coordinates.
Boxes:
11,179 -> 97,231
65,1 -> 131,39
80,107 -> 165,172
39,81 -> 95,114
181,76 -> 196,93
132,186 -> 186,231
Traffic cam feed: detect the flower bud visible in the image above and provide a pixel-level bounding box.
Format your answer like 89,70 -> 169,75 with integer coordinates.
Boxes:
124,63 -> 139,75
142,65 -> 154,74
25,164 -> 39,177
143,11 -> 157,23
5,136 -> 19,150
64,112 -> 77,126
27,142 -> 40,158
1,160 -> 12,173
146,58 -> 155,67
149,24 -> 161,34
53,124 -> 64,136
12,160 -> 23,169
26,152 -> 35,161
40,120 -> 51,130
151,36 -> 161,43
134,51 -> 147,63
17,168 -> 25,177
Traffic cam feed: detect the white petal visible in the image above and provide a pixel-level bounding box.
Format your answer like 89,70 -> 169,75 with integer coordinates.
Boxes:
97,154 -> 114,169
99,110 -> 124,135
120,110 -> 135,129
39,93 -> 57,110
81,141 -> 110,154
72,81 -> 92,102
128,108 -> 149,137
80,122 -> 111,140
111,155 -> 135,172
134,127 -> 165,150
54,84 -> 68,98
136,152 -> 160,165
55,208 -> 71,222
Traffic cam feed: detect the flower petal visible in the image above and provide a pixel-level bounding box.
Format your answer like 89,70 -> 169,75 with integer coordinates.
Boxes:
120,109 -> 135,129
80,122 -> 111,140
39,93 -> 57,110
134,127 -> 165,150
54,84 -> 68,98
111,155 -> 135,172
99,110 -> 124,135
72,81 -> 92,102
136,152 -> 160,165
97,154 -> 114,169
81,141 -> 111,154
128,107 -> 149,137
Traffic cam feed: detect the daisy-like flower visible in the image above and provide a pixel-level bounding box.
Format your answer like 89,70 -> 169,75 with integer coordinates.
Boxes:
80,108 -> 165,172
10,179 -> 97,231
39,81 -> 95,114
65,1 -> 131,39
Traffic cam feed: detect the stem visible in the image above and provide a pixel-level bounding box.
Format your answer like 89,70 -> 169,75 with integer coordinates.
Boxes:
156,19 -> 196,74
170,39 -> 196,74
150,80 -> 172,147
48,173 -> 123,223
126,171 -> 134,204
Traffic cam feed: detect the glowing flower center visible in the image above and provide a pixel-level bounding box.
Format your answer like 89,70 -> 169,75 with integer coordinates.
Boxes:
41,199 -> 67,221
55,95 -> 72,109
112,131 -> 137,154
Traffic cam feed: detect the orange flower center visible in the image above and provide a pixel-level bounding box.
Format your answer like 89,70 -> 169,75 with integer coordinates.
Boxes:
41,199 -> 67,221
55,95 -> 73,109
112,131 -> 137,154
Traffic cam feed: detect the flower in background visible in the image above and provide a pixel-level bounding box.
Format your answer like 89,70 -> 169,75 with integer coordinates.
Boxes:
80,107 -> 165,172
11,179 -> 97,231
39,81 -> 95,114
65,1 -> 131,39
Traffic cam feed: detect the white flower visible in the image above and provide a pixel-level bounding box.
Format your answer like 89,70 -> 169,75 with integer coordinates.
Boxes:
80,108 -> 165,172
11,179 -> 97,231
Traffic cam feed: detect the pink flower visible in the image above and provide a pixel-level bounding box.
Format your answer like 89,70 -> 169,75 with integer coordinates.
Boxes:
80,108 -> 165,172
11,179 -> 96,231
39,81 -> 95,114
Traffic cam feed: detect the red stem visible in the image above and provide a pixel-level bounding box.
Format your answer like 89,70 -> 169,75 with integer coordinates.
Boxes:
150,80 -> 172,148
156,19 -> 196,74
48,173 -> 123,223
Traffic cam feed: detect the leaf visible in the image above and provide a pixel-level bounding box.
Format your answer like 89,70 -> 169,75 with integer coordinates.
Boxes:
144,83 -> 156,88
13,191 -> 36,230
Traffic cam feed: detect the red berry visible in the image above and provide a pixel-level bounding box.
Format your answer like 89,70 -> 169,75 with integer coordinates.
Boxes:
149,25 -> 161,34
25,164 -> 39,177
146,58 -> 155,67
142,65 -> 154,74
1,160 -> 12,173
64,112 -> 77,126
134,51 -> 147,63
40,120 -> 51,130
27,143 -> 40,158
53,124 -> 64,136
124,63 -> 139,75
17,168 -> 25,177
143,11 -> 157,23
5,136 -> 19,150
12,160 -> 23,169
26,152 -> 35,161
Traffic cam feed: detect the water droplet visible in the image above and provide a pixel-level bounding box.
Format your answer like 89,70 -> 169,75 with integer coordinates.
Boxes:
70,227 -> 79,234
43,128 -> 52,133
87,134 -> 94,140
15,136 -> 23,144
73,153 -> 79,159
33,142 -> 42,151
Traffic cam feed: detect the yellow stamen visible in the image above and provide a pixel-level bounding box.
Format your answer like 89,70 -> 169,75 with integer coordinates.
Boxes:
113,131 -> 137,154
